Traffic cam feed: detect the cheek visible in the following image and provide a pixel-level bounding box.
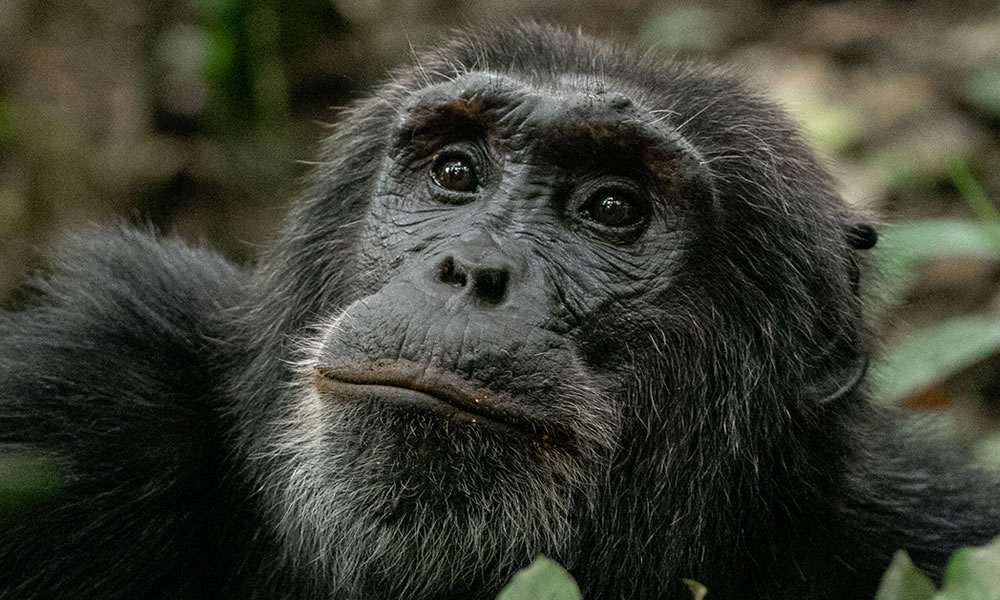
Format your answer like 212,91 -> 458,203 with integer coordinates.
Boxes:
357,198 -> 456,261
352,208 -> 420,293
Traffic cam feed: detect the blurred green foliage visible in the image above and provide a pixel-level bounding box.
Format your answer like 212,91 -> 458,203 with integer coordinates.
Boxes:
795,99 -> 864,157
951,161 -> 1000,229
638,6 -> 729,55
877,219 -> 1000,304
192,0 -> 288,126
0,447 -> 71,526
872,164 -> 1000,412
963,68 -> 1000,121
0,188 -> 28,240
0,98 -> 18,148
871,316 -> 1000,406
875,537 -> 1000,600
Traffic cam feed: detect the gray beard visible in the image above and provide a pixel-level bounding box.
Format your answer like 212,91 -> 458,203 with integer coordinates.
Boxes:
253,375 -> 618,599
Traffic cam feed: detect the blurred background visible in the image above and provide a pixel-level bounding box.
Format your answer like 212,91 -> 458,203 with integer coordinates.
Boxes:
1,0 -> 1000,454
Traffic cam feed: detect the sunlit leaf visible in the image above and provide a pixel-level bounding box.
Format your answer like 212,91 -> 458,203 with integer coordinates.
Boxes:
974,432 -> 1000,471
873,551 -> 937,600
937,537 -> 1000,600
683,578 -> 709,600
496,557 -> 582,600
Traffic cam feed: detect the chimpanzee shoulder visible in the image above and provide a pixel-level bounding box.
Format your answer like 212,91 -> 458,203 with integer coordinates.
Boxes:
0,227 -> 245,598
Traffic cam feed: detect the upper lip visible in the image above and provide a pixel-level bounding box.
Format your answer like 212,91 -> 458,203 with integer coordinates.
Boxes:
315,359 -> 538,434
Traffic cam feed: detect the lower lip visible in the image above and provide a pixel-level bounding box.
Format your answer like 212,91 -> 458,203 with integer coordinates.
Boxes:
315,377 -> 516,431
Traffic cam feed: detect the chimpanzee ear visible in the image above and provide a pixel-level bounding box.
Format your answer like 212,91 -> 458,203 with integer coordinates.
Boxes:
843,220 -> 877,297
813,355 -> 870,407
846,221 -> 878,251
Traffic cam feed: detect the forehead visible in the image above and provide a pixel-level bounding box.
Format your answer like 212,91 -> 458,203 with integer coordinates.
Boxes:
398,71 -> 706,181
403,71 -> 643,124
391,70 -> 716,214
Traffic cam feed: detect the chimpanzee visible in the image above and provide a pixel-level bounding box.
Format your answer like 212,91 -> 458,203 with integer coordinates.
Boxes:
1,22 -> 998,600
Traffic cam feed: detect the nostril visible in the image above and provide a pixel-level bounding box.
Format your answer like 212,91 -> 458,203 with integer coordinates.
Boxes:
473,269 -> 508,305
438,256 -> 468,288
436,256 -> 510,305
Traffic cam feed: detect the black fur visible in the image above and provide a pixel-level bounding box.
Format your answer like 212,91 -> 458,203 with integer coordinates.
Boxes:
2,24 -> 998,599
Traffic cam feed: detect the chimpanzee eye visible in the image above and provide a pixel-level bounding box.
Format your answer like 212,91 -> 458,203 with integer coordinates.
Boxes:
581,189 -> 645,228
431,153 -> 479,193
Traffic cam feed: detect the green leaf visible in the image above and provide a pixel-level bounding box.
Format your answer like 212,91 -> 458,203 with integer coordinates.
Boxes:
950,161 -> 1000,225
0,188 -> 29,239
0,449 -> 71,524
683,578 -> 709,600
793,100 -> 863,157
874,551 -> 937,600
874,219 -> 1000,305
637,6 -> 728,55
496,557 -> 582,600
879,220 -> 1000,265
974,432 -> 1000,471
871,316 -> 1000,405
938,537 -> 1000,600
0,98 -> 19,147
963,68 -> 1000,120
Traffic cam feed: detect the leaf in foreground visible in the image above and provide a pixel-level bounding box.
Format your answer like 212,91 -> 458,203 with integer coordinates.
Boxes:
683,578 -> 709,600
0,449 -> 71,526
496,556 -> 581,600
873,551 -> 936,600
938,536 -> 1000,600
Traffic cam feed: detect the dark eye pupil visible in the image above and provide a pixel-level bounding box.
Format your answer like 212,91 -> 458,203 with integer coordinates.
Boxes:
591,193 -> 638,227
432,156 -> 477,192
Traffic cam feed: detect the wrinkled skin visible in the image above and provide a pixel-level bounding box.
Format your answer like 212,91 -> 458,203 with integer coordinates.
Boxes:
1,24 -> 999,600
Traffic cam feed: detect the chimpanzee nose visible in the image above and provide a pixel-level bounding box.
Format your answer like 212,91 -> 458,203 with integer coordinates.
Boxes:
427,232 -> 529,307
436,254 -> 510,306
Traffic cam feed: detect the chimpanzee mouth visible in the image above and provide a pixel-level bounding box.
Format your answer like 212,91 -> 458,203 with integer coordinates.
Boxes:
315,359 -> 553,438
